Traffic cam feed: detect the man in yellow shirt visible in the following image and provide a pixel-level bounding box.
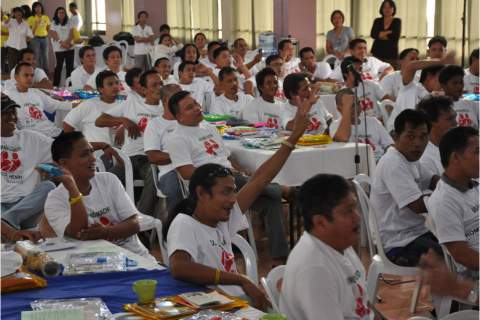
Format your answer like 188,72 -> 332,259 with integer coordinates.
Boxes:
27,2 -> 50,74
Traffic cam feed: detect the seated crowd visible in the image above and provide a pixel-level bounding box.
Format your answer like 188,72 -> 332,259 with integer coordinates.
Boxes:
1,2 -> 479,319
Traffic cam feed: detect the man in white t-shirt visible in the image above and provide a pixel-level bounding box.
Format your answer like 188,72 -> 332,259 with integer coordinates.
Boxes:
242,68 -> 286,127
44,131 -> 155,261
210,67 -> 253,118
298,46 -> 332,81
417,96 -> 457,176
380,48 -> 419,100
154,57 -> 177,85
144,84 -> 182,213
124,67 -> 145,103
464,49 -> 479,94
331,88 -> 393,161
387,51 -> 455,132
231,38 -> 263,74
166,90 -> 302,263
427,36 -> 448,60
177,61 -> 215,110
96,70 -> 162,215
68,2 -> 83,31
371,109 -> 442,266
280,174 -> 371,320
264,54 -> 286,101
199,41 -> 222,70
340,56 -> 391,120
281,72 -> 332,134
63,70 -> 123,167
7,48 -> 52,90
212,46 -> 252,96
1,95 -> 55,230
70,46 -> 100,89
428,126 -> 479,278
4,63 -> 72,137
278,39 -> 300,76
439,65 -> 479,129
131,11 -> 154,71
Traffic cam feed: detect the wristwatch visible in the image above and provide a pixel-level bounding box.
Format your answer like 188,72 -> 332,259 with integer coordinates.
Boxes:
466,284 -> 478,304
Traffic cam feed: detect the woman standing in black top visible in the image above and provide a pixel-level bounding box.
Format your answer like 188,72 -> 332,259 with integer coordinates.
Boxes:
370,0 -> 401,69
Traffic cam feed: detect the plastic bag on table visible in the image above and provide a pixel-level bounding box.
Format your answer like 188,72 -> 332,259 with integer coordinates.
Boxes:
64,252 -> 127,275
1,268 -> 47,293
31,297 -> 112,320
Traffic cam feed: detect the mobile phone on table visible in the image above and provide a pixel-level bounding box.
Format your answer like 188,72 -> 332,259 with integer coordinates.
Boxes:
37,163 -> 63,177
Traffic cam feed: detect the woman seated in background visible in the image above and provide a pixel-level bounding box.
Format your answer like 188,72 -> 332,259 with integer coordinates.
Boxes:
194,32 -> 208,59
325,10 -> 355,60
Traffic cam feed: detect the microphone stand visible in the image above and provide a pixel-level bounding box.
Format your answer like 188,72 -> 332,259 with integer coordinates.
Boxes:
353,79 -> 360,176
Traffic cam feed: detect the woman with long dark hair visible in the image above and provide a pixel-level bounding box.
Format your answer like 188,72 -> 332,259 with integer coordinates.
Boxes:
162,93 -> 314,308
50,7 -> 74,86
27,2 -> 50,73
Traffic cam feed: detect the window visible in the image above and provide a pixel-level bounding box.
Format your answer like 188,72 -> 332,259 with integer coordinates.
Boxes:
315,0 -> 351,57
91,0 -> 106,33
231,0 -> 274,48
122,0 -> 135,32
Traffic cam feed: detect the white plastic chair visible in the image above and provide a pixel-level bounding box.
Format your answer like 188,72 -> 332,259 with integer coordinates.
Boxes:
137,213 -> 168,266
322,54 -> 339,69
377,99 -> 395,124
232,234 -> 258,284
64,76 -> 72,88
260,265 -> 285,313
150,164 -> 167,198
353,174 -> 422,314
110,147 -> 144,203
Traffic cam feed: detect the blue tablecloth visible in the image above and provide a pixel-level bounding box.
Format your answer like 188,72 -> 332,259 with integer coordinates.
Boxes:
1,269 -> 204,320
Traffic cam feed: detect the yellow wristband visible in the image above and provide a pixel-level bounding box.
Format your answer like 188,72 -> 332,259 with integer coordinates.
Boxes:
281,140 -> 295,150
214,268 -> 221,285
69,193 -> 83,205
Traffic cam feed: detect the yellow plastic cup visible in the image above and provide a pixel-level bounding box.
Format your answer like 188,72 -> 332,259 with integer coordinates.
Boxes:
132,279 -> 157,305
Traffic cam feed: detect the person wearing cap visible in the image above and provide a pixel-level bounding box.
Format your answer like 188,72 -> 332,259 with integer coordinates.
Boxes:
1,95 -> 55,231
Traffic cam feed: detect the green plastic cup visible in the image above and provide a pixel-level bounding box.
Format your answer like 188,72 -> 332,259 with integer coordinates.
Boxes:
132,279 -> 157,305
260,314 -> 287,320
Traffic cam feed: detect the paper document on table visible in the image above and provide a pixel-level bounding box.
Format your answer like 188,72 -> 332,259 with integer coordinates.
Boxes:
21,308 -> 85,320
38,238 -> 76,252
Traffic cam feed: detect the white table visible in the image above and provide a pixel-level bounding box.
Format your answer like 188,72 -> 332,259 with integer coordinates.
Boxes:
226,140 -> 375,186
42,238 -> 163,271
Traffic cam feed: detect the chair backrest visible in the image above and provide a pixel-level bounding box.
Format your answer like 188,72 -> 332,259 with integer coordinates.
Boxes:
137,212 -> 169,266
176,170 -> 190,199
150,164 -> 166,198
65,76 -> 72,88
322,54 -> 338,69
440,310 -> 479,320
352,174 -> 376,259
260,265 -> 285,313
377,99 -> 395,124
110,147 -> 135,202
94,150 -> 107,172
231,234 -> 258,284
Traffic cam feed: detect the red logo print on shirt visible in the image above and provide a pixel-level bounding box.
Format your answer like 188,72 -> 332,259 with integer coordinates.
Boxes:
221,250 -> 235,272
266,117 -> 279,129
458,113 -> 472,127
1,151 -> 21,172
28,105 -> 44,120
307,117 -> 320,131
359,97 -> 374,112
137,117 -> 148,133
99,216 -> 113,226
361,72 -> 374,81
204,139 -> 219,155
355,284 -> 370,317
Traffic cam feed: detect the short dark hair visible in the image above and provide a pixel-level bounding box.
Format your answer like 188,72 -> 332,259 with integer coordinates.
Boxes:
416,96 -> 454,123
102,45 -> 122,61
176,43 -> 200,63
53,6 -> 69,25
12,7 -> 25,17
14,62 -> 33,75
300,174 -> 353,231
213,46 -> 229,60
159,33 -> 171,44
265,54 -> 282,66
399,48 -> 419,60
419,65 -> 444,84
439,126 -> 479,168
340,56 -> 362,80
330,10 -> 345,24
283,73 -> 308,100
194,32 -> 206,42
51,131 -> 85,162
95,70 -> 118,89
31,2 -> 44,15
17,48 -> 35,62
428,36 -> 447,48
79,46 -> 95,59
178,61 -> 195,73
69,2 -> 78,9
379,0 -> 396,16
218,66 -> 236,81
278,39 -> 292,51
255,67 -> 277,95
139,70 -> 159,88
159,24 -> 170,32
349,38 -> 367,50
125,67 -> 143,87
469,49 -> 479,66
438,65 -> 465,84
394,109 -> 432,135
168,90 -> 191,117
207,41 -> 222,52
154,57 -> 170,67
137,10 -> 148,19
299,47 -> 315,59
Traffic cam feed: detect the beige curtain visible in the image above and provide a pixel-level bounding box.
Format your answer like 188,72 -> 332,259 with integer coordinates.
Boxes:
166,0 -> 220,43
315,0 -> 351,58
122,0 -> 135,32
231,0 -> 274,47
468,0 -> 479,61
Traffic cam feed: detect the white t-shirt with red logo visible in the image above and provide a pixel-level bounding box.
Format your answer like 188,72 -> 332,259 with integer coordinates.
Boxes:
166,122 -> 232,169
85,68 -> 129,95
280,232 -> 371,320
4,87 -> 71,137
380,70 -> 402,99
104,98 -> 162,157
167,202 -> 249,297
210,93 -> 254,119
464,69 -> 479,94
280,100 -> 332,134
63,97 -> 120,144
1,129 -> 52,203
352,80 -> 385,118
44,172 -> 153,260
360,56 -> 391,82
312,62 -> 332,80
242,96 -> 286,128
282,57 -> 301,76
452,99 -> 479,129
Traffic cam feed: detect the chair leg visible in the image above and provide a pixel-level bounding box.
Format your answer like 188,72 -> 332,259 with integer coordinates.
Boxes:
409,280 -> 422,314
432,294 -> 453,319
366,262 -> 382,305
245,211 -> 258,259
